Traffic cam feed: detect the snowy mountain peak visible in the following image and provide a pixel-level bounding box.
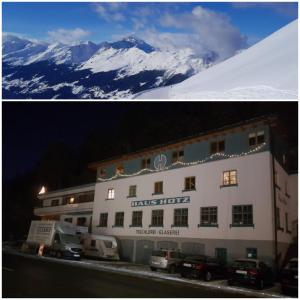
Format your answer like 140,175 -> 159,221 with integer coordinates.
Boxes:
108,36 -> 155,53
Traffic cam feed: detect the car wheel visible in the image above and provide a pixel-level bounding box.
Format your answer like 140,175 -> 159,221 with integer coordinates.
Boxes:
150,267 -> 157,271
228,279 -> 234,286
56,251 -> 62,259
205,271 -> 212,281
257,279 -> 264,290
168,265 -> 176,274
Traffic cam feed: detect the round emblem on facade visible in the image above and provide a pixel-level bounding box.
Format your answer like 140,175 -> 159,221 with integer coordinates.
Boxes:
154,154 -> 167,170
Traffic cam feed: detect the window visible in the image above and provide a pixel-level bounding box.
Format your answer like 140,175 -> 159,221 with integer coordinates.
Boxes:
200,207 -> 218,226
173,208 -> 188,227
151,210 -> 164,227
141,158 -> 151,169
115,212 -> 124,227
107,188 -> 115,199
99,213 -> 108,227
128,185 -> 137,197
210,140 -> 225,154
116,165 -> 124,175
232,205 -> 253,226
285,181 -> 289,196
91,240 -> 96,247
285,213 -> 291,233
276,207 -> 283,230
131,211 -> 143,227
78,193 -> 94,203
249,130 -> 264,146
246,248 -> 257,259
154,181 -> 163,194
184,176 -> 196,191
172,150 -> 184,163
223,170 -> 237,186
69,197 -> 75,204
77,217 -> 86,226
64,217 -> 73,223
51,199 -> 59,206
99,168 -> 106,177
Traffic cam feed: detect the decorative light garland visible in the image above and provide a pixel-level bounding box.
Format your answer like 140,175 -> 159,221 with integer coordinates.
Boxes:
97,142 -> 266,182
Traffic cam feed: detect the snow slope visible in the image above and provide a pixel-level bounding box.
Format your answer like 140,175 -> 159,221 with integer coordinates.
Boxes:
136,20 -> 298,99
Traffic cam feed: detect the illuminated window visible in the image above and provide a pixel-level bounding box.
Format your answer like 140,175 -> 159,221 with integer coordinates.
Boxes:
141,158 -> 151,169
223,170 -> 237,186
154,181 -> 163,194
249,131 -> 264,146
131,211 -> 143,227
128,185 -> 137,197
107,188 -> 115,199
115,212 -> 124,227
201,207 -> 218,226
172,150 -> 184,163
184,176 -> 196,190
174,208 -> 188,227
116,165 -> 124,175
232,205 -> 253,226
210,140 -> 225,154
99,213 -> 108,227
151,210 -> 164,227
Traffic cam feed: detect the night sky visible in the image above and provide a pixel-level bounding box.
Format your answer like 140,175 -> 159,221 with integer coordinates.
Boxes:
3,101 -> 298,182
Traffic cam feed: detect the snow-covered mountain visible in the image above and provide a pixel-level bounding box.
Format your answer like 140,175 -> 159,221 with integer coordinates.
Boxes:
3,35 -> 214,99
136,20 -> 298,99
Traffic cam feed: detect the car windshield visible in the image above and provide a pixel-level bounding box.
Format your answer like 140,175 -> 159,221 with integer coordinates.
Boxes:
61,234 -> 80,244
286,260 -> 298,270
152,250 -> 167,257
232,260 -> 257,269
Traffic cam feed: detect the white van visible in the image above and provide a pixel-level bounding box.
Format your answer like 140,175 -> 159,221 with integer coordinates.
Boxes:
83,234 -> 120,260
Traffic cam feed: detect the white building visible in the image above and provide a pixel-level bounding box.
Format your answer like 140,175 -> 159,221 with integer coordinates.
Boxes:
35,183 -> 95,231
88,115 -> 297,268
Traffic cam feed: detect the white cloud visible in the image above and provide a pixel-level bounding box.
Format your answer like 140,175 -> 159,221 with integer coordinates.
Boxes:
158,6 -> 247,60
92,3 -> 126,22
47,28 -> 91,44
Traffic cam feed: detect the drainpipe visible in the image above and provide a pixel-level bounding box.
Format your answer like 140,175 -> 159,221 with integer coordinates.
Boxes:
270,130 -> 278,275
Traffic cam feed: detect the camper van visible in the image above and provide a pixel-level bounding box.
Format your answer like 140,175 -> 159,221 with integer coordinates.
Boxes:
23,220 -> 83,259
83,234 -> 119,260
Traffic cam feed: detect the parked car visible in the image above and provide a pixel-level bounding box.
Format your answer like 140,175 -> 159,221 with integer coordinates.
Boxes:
281,258 -> 298,296
149,249 -> 184,273
180,255 -> 226,281
227,259 -> 274,289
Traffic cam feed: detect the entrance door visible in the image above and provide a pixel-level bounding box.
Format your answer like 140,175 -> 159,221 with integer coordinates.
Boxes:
215,248 -> 227,265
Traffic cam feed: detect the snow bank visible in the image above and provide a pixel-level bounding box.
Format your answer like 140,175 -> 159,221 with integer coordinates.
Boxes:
136,20 -> 298,99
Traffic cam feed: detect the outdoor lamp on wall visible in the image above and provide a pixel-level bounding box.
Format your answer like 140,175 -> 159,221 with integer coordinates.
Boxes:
69,197 -> 75,204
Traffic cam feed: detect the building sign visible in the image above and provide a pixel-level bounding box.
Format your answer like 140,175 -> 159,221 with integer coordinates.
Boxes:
131,196 -> 190,207
154,154 -> 167,170
136,229 -> 180,236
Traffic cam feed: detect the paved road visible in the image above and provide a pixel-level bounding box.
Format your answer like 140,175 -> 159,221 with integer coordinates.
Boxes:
3,252 -> 259,298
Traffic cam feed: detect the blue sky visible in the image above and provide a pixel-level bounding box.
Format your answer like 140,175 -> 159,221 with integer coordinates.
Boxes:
3,2 -> 298,59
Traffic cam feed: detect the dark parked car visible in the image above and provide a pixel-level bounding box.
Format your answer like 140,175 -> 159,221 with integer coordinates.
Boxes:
180,255 -> 226,281
227,259 -> 274,289
281,258 -> 298,296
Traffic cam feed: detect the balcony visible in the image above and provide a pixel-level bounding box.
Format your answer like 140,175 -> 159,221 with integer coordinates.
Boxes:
34,201 -> 93,217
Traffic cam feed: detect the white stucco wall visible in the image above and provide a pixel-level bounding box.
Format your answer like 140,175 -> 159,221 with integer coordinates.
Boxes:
92,151 -> 274,242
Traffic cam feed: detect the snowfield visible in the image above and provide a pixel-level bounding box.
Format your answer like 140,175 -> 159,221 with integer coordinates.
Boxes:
136,20 -> 298,99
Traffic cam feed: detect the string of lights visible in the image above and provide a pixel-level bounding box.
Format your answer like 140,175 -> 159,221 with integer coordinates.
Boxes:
97,142 -> 267,182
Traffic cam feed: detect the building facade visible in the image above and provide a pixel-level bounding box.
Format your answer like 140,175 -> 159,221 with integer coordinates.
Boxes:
35,183 -> 95,231
88,116 -> 297,268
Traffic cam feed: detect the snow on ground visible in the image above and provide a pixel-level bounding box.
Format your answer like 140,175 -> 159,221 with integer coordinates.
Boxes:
3,248 -> 282,298
136,20 -> 298,99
